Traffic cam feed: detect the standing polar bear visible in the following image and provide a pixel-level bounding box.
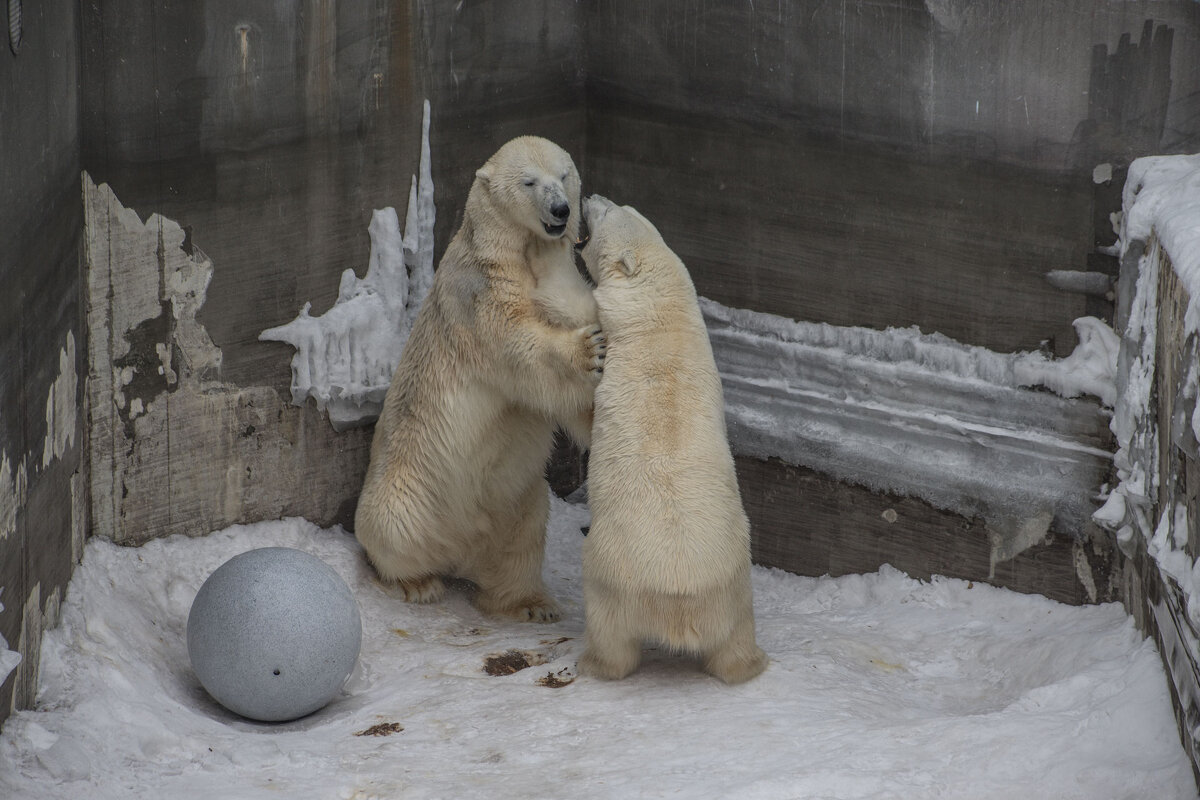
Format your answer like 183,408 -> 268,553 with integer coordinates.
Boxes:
577,195 -> 767,683
354,137 -> 604,622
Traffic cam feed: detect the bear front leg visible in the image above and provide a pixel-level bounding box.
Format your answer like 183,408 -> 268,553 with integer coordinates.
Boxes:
470,480 -> 562,623
573,324 -> 608,378
491,316 -> 606,420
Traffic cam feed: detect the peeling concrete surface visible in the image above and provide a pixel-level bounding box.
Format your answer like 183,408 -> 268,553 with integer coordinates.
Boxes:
41,332 -> 77,469
84,173 -> 371,544
0,456 -> 16,544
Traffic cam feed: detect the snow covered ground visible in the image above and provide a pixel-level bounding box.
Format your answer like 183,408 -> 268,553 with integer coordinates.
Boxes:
0,497 -> 1194,800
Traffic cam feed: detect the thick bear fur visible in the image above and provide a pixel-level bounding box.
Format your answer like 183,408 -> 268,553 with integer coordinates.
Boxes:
354,137 -> 604,622
577,195 -> 767,683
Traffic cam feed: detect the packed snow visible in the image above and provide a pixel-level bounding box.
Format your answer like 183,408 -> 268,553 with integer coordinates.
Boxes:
0,497 -> 1194,799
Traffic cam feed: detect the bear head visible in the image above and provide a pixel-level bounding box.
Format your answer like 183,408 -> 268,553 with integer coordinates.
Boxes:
580,194 -> 669,284
473,136 -> 582,243
580,194 -> 697,327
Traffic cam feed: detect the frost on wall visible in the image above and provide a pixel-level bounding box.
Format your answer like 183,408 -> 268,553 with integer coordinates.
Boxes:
704,298 -> 1116,565
1094,154 -> 1200,611
260,99 -> 435,431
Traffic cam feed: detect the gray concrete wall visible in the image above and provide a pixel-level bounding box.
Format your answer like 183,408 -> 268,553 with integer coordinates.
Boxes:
583,0 -> 1200,355
0,0 -> 86,722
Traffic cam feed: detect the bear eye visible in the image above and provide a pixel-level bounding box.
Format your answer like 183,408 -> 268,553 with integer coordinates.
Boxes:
522,178 -> 535,187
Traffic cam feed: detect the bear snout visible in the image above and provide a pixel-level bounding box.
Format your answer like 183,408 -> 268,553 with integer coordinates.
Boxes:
583,195 -> 613,229
550,199 -> 570,222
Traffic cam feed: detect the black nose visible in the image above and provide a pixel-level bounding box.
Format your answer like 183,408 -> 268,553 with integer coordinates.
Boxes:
550,200 -> 570,221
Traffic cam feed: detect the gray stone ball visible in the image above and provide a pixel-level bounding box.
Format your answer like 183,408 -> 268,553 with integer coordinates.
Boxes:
187,547 -> 362,722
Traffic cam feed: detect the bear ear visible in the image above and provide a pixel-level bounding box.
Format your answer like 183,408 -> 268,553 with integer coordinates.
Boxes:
617,250 -> 638,276
474,166 -> 492,187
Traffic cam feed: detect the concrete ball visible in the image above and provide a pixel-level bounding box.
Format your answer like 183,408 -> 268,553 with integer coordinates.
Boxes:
187,547 -> 362,722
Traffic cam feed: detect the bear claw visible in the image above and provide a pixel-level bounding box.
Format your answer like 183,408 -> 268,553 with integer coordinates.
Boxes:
578,325 -> 608,376
399,575 -> 445,604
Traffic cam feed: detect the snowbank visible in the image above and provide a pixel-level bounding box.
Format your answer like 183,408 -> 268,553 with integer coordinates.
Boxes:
0,498 -> 1193,799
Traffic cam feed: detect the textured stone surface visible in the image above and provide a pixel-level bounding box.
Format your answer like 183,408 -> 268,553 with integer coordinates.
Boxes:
187,547 -> 362,723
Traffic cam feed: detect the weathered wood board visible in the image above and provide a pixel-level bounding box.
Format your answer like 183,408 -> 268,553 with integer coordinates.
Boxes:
738,456 -> 1115,607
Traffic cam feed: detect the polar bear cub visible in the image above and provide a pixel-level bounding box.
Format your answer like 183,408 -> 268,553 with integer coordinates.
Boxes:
354,137 -> 604,622
577,194 -> 767,684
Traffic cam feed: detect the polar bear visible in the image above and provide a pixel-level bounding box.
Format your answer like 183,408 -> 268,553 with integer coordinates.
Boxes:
576,194 -> 767,683
354,137 -> 604,622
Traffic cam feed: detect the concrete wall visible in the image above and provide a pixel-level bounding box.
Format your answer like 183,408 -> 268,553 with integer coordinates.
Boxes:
0,0 -> 86,720
583,0 -> 1200,356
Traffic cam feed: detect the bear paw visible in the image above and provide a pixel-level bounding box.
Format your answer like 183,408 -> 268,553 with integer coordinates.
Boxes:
578,647 -> 640,681
478,591 -> 562,623
399,575 -> 446,604
704,642 -> 768,685
577,324 -> 607,379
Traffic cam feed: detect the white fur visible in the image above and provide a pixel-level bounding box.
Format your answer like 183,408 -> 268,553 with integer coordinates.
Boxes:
354,137 -> 603,621
577,195 -> 767,683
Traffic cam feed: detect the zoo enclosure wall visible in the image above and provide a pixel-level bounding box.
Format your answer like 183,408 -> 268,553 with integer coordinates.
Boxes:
2,0 -> 1199,763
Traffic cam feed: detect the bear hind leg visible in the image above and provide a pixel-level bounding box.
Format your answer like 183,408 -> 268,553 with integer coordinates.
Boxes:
579,580 -> 642,680
579,634 -> 641,681
470,481 -> 561,623
702,619 -> 767,685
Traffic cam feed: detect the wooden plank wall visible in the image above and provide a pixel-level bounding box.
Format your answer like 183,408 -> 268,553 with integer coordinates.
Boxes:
739,456 -> 1116,607
1119,250 -> 1200,780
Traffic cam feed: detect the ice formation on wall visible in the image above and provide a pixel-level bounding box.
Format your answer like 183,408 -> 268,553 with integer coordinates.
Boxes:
1094,153 -> 1200,613
260,100 -> 435,431
703,298 -> 1116,543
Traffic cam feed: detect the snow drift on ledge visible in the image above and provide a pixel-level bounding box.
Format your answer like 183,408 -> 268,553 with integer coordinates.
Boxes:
1093,153 -> 1200,623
